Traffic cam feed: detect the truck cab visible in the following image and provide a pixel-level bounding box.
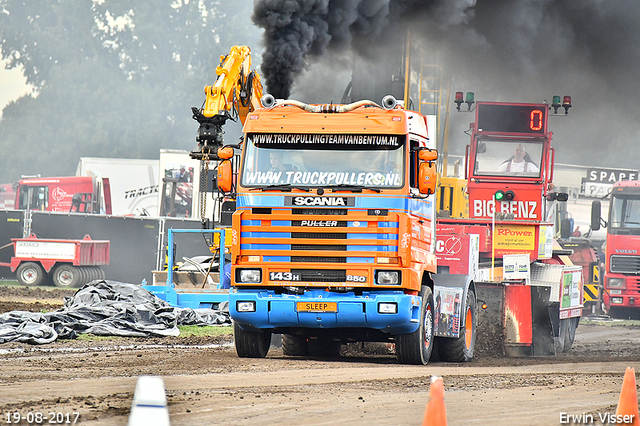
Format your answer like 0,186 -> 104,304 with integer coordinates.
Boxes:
15,176 -> 112,214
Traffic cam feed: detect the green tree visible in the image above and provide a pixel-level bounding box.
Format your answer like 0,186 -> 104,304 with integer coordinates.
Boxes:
0,0 -> 262,183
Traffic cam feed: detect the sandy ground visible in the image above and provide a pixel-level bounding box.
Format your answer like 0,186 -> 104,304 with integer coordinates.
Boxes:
0,285 -> 639,426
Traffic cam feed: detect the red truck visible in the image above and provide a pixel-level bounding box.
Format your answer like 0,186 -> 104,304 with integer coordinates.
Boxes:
0,183 -> 15,209
592,180 -> 640,317
0,234 -> 110,288
9,176 -> 112,214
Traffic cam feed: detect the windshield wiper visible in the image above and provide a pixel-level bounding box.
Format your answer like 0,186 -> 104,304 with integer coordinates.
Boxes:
252,183 -> 310,192
327,184 -> 381,193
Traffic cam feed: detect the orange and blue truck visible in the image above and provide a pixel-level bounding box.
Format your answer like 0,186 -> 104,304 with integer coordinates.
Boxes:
173,45 -> 583,364
218,94 -> 477,365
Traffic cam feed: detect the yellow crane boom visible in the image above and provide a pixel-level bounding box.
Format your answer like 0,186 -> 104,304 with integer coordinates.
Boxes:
191,45 -> 263,160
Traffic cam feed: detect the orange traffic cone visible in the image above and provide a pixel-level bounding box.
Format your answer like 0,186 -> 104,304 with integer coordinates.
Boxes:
423,375 -> 447,426
615,367 -> 640,426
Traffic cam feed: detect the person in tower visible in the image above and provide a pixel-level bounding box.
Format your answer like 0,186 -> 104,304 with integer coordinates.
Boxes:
497,144 -> 539,173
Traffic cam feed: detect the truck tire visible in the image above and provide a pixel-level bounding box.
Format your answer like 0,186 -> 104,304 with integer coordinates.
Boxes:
282,334 -> 309,356
52,264 -> 81,288
438,289 -> 477,362
96,267 -> 106,280
395,286 -> 435,365
234,321 -> 271,358
76,267 -> 88,287
16,262 -> 46,286
560,317 -> 579,353
307,337 -> 342,358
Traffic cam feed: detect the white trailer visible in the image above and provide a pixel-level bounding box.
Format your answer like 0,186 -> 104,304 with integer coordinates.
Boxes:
76,157 -> 159,216
158,149 -> 217,221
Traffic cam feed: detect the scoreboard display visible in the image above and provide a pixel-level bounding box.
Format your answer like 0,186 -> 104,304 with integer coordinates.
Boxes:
476,103 -> 548,134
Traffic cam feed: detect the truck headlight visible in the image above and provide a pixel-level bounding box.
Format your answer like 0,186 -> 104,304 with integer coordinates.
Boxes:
611,297 -> 624,304
375,270 -> 400,285
378,302 -> 398,314
236,301 -> 256,312
607,278 -> 626,289
237,269 -> 262,283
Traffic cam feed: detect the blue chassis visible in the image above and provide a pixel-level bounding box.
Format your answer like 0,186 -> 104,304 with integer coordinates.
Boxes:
230,289 -> 422,335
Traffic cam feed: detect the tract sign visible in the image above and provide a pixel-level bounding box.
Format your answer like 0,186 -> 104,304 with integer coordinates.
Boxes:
435,236 -> 462,255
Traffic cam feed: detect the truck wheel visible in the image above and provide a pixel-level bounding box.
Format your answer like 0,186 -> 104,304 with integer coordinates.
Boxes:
395,286 -> 435,365
307,337 -> 342,358
52,265 -> 81,288
76,267 -> 88,287
561,317 -> 579,353
234,321 -> 271,358
438,289 -> 477,362
282,334 -> 309,356
96,267 -> 106,280
16,262 -> 46,286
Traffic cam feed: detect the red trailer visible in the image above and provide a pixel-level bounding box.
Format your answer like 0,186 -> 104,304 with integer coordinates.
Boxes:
0,234 -> 110,288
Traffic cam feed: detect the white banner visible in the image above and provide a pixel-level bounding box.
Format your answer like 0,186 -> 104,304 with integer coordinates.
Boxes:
15,241 -> 76,260
244,170 -> 401,187
252,133 -> 400,147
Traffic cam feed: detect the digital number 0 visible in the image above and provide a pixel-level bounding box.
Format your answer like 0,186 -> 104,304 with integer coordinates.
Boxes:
530,109 -> 543,131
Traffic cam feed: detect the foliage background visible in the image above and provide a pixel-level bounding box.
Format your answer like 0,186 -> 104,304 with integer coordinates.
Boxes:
0,0 -> 262,182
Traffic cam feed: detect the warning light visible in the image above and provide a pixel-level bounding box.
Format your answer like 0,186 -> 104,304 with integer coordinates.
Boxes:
551,95 -> 561,114
454,91 -> 475,111
495,190 -> 515,201
454,92 -> 464,111
562,96 -> 572,114
481,303 -> 488,310
465,92 -> 475,110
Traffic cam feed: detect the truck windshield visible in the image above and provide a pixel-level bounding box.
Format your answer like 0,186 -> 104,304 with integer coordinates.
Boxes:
473,138 -> 544,178
610,195 -> 640,229
240,133 -> 405,189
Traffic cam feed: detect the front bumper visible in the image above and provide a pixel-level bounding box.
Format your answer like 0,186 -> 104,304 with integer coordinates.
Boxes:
230,289 -> 421,335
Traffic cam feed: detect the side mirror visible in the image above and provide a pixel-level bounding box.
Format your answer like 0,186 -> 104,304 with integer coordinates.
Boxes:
418,149 -> 438,162
591,200 -> 601,231
217,160 -> 233,193
418,162 -> 437,195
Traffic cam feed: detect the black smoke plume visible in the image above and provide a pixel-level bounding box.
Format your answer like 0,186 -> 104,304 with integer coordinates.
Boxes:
252,0 -> 640,169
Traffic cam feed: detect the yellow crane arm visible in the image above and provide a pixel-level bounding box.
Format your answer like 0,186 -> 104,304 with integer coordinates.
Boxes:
191,45 -> 263,159
201,45 -> 263,124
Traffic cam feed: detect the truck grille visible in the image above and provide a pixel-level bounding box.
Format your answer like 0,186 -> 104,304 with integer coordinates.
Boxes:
239,208 -> 399,268
290,269 -> 346,282
292,208 -> 347,215
628,278 -> 640,294
291,256 -> 347,263
291,244 -> 346,251
610,255 -> 640,274
291,232 -> 347,239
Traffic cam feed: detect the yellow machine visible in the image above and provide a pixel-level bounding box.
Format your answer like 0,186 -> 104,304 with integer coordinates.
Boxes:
191,45 -> 264,161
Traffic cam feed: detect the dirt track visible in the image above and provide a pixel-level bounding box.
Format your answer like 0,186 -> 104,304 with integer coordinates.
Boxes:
0,285 -> 639,425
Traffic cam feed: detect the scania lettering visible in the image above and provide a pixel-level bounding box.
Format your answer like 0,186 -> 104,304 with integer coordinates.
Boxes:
293,197 -> 347,206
